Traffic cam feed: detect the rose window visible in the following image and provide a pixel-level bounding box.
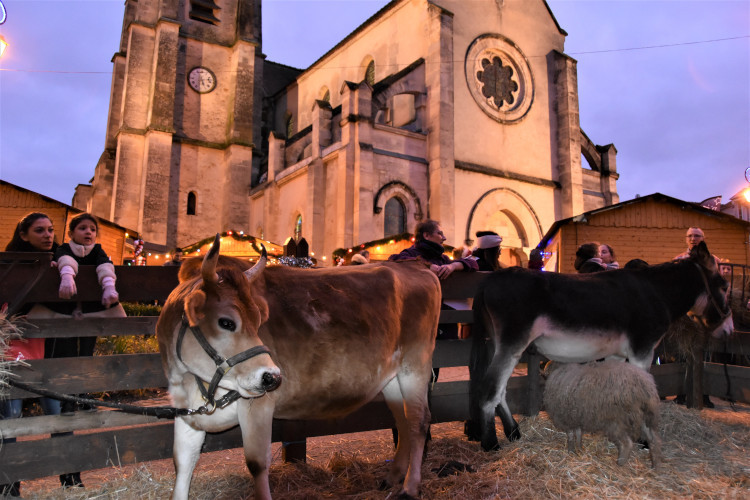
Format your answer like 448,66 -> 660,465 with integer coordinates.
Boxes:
465,34 -> 534,123
477,56 -> 519,108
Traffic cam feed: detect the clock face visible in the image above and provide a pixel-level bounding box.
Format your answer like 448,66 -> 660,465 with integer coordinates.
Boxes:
188,67 -> 216,94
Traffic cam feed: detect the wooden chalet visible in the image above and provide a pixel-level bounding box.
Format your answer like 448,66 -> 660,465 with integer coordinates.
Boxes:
538,193 -> 750,273
0,180 -> 137,264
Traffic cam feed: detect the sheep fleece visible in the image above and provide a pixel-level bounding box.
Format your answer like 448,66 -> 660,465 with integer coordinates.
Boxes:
543,360 -> 662,469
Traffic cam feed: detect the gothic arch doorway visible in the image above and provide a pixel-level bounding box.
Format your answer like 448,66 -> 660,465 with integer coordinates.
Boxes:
465,188 -> 543,267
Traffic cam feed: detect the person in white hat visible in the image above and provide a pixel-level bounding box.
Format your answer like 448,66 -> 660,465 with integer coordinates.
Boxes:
472,231 -> 503,271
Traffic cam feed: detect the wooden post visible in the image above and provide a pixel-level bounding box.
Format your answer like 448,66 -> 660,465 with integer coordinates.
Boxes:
281,440 -> 307,463
686,342 -> 704,409
278,419 -> 307,462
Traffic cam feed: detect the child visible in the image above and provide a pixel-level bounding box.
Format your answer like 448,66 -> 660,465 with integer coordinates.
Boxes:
51,213 -> 126,418
56,213 -> 121,310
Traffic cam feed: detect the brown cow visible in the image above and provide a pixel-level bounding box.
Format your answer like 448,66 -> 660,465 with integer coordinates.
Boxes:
157,235 -> 441,499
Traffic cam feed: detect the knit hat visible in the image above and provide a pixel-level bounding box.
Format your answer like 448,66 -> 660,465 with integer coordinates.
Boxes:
351,253 -> 368,265
477,234 -> 502,249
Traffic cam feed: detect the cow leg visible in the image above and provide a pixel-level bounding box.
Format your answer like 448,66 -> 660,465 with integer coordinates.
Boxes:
393,368 -> 431,498
381,377 -> 410,489
171,417 -> 206,500
237,397 -> 275,500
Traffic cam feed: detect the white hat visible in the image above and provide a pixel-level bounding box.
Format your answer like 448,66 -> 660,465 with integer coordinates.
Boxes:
351,253 -> 368,265
477,234 -> 502,249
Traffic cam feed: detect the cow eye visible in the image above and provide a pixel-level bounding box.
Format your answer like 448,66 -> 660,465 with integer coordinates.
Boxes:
218,318 -> 236,331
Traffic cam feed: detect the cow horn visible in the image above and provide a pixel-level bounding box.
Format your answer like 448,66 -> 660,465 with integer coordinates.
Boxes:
201,234 -> 221,284
245,244 -> 267,282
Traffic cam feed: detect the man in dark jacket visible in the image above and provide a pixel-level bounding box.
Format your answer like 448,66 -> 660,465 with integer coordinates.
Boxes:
388,219 -> 478,278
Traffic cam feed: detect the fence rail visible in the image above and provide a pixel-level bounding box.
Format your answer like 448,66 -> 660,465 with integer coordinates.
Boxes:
1,255 -> 749,483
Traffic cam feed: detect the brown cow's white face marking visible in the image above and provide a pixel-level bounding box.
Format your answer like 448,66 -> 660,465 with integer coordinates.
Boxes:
185,295 -> 280,399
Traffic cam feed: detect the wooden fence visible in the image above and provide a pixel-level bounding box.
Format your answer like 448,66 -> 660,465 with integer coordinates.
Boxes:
1,254 -> 749,484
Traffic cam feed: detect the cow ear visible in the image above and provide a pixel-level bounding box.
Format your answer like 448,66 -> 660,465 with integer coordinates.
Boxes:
185,289 -> 207,327
253,295 -> 269,328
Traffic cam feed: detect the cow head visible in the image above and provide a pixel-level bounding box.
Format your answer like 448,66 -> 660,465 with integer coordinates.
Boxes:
687,241 -> 733,338
180,235 -> 281,400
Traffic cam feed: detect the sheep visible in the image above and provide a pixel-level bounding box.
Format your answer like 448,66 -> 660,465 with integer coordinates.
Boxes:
543,360 -> 662,470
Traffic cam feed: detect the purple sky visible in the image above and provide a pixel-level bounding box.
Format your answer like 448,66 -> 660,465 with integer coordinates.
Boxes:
0,0 -> 748,209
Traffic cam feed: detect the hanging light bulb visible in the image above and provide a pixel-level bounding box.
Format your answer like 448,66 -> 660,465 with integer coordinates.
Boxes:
0,35 -> 8,58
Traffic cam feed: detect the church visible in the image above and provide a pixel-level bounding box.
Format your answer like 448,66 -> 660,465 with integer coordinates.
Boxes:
75,0 -> 619,266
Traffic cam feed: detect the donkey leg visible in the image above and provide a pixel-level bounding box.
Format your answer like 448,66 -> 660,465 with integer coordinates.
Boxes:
473,354 -> 516,451
237,398 -> 275,500
171,417 -> 206,500
484,348 -> 524,450
629,349 -> 655,372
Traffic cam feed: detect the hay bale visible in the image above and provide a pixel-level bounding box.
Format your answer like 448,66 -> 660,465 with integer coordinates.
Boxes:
0,306 -> 26,399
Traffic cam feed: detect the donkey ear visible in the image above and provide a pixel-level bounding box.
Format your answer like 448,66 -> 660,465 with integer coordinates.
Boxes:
689,241 -> 716,271
185,289 -> 207,327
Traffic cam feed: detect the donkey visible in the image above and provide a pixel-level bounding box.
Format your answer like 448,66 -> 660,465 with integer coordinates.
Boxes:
468,241 -> 733,451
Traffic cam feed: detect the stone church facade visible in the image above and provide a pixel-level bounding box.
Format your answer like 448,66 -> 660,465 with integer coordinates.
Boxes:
79,0 -> 619,265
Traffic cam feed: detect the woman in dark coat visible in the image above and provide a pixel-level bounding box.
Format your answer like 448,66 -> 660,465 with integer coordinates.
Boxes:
1,212 -> 84,494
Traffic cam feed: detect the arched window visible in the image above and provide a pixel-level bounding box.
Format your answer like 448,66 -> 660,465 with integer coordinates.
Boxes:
384,197 -> 406,237
187,191 -> 197,215
365,60 -> 375,86
189,0 -> 220,25
286,114 -> 295,138
294,215 -> 302,241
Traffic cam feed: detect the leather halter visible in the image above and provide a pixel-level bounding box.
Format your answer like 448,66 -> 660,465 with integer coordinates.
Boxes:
176,315 -> 271,413
692,262 -> 732,325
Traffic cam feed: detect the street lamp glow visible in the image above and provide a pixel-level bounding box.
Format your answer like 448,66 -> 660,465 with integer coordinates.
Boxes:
743,188 -> 750,203
0,35 -> 7,58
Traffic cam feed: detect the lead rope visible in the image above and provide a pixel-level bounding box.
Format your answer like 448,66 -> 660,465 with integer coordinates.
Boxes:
6,378 -> 203,418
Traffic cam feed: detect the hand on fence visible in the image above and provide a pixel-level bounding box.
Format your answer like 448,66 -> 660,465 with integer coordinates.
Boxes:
58,269 -> 77,299
101,277 -> 119,307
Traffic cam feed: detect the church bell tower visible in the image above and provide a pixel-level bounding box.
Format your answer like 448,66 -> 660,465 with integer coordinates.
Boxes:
89,0 -> 263,248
